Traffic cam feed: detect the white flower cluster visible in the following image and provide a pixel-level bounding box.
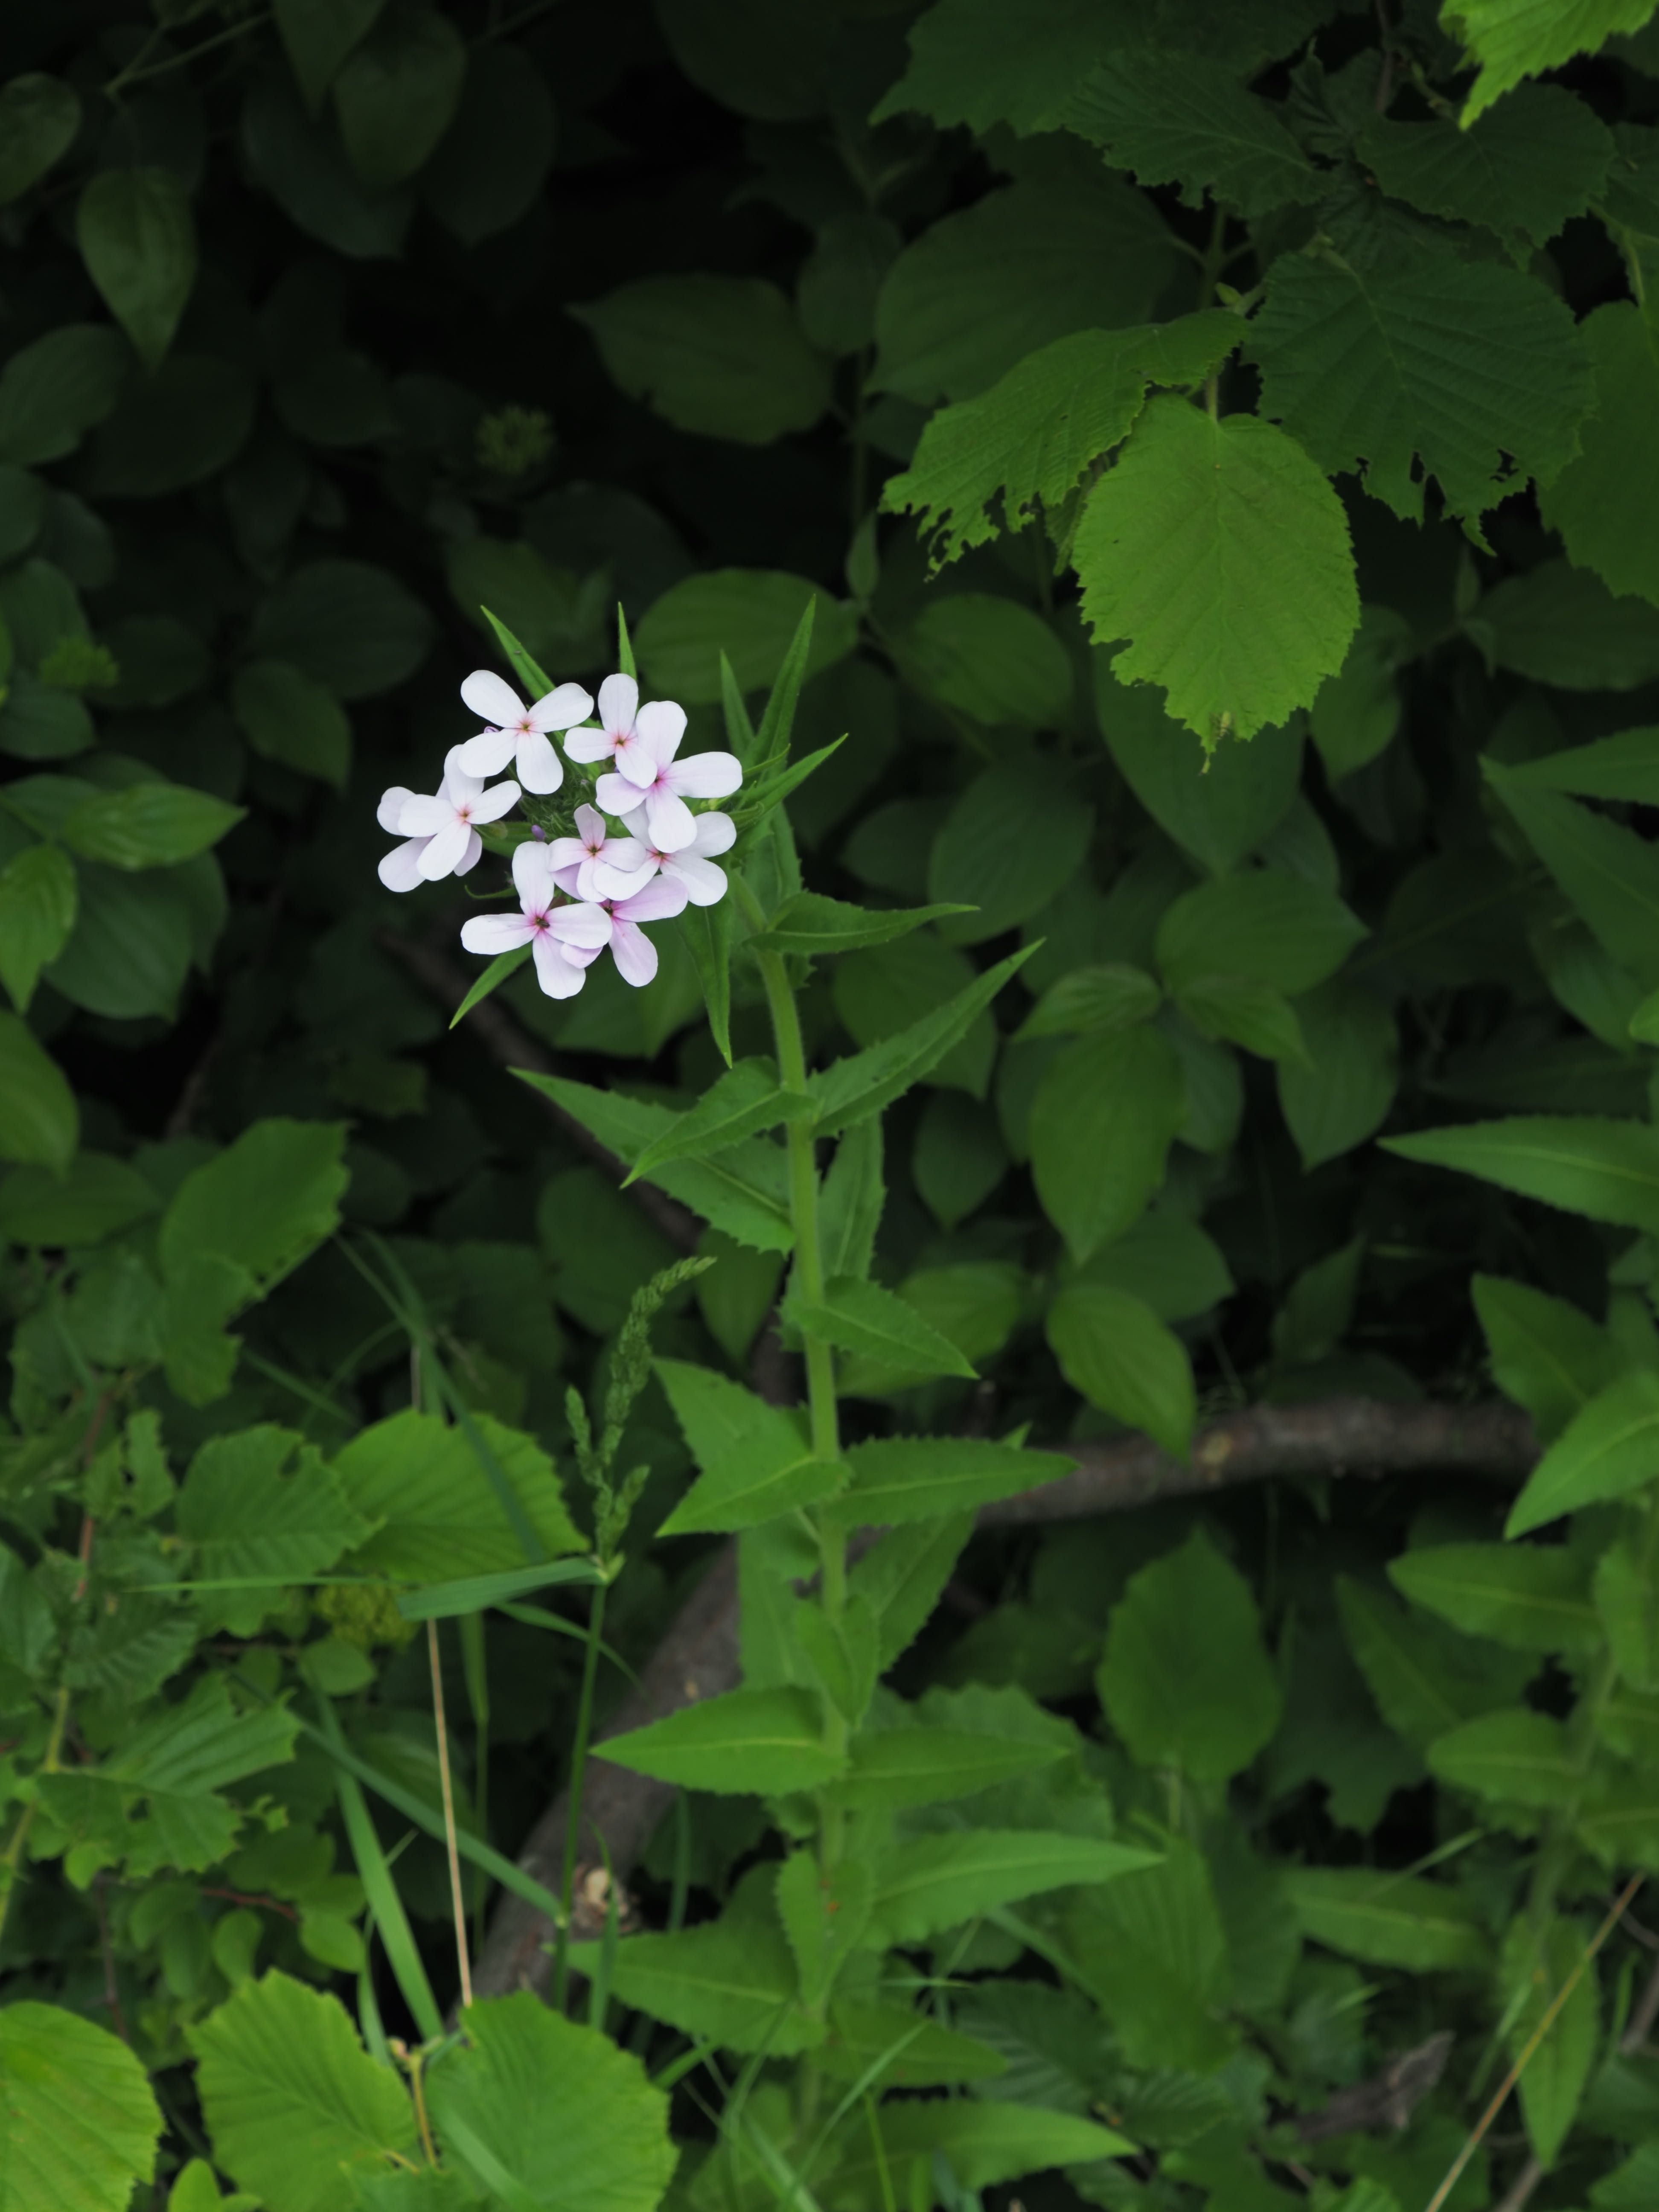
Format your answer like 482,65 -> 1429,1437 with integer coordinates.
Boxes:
376,669 -> 741,998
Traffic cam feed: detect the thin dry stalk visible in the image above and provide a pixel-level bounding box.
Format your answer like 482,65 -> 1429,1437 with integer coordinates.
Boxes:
428,1618 -> 473,2011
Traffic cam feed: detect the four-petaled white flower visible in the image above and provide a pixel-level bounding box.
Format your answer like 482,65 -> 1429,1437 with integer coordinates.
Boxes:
548,803 -> 654,902
594,718 -> 741,854
459,841 -> 612,1000
453,670 -> 592,796
379,751 -> 518,888
564,874 -> 691,989
621,806 -> 736,906
563,673 -> 678,786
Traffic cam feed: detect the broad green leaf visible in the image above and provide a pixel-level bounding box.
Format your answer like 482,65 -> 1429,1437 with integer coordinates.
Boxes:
422,41 -> 554,246
331,1409 -> 581,1579
751,894 -> 972,957
595,1684 -> 843,1795
1427,1707 -> 1577,1807
572,277 -> 830,445
1284,1869 -> 1491,1970
1175,975 -> 1308,1064
819,2000 -> 1004,2088
0,840 -> 76,1012
232,658 -> 352,787
1473,1275 -> 1622,1441
927,762 -> 1090,938
882,315 -> 1239,564
831,932 -> 995,1100
872,174 -> 1179,405
792,1273 -> 977,1381
168,2160 -> 259,2212
513,1073 -> 794,1254
0,326 -> 128,469
1541,301 -> 1659,608
1249,247 -> 1591,529
59,781 -> 243,871
191,1972 -> 418,2212
871,0 -> 1120,132
160,1118 -> 347,1295
575,1887 -> 819,2055
1077,1209 -> 1233,1322
0,75 -> 79,206
626,1059 -> 812,1182
1486,757 -> 1659,988
654,1359 -> 841,1535
1076,395 -> 1359,744
1475,556 -> 1659,690
1444,0 -> 1659,125
899,596 -> 1073,729
1028,1025 -> 1185,1263
1509,724 -> 1659,804
424,1995 -> 675,2212
1277,978 -> 1399,1170
1391,1540 -> 1600,1656
177,1425 -> 375,1637
1507,1367 -> 1659,1534
1596,1534 -> 1659,1691
827,1727 -> 1065,1811
1309,605 -> 1412,781
1062,1838 -> 1234,2072
1095,663 -> 1302,875
0,2004 -> 161,2212
76,167 -> 197,374
1336,1575 -> 1534,1747
1097,1528 -> 1280,1780
332,4 -> 465,187
1047,1283 -> 1196,1457
635,570 -> 854,701
866,2102 -> 1135,2193
0,1150 -> 155,1247
810,943 -> 1035,1134
1358,84 -> 1612,250
1502,1915 -> 1600,2168
1061,52 -> 1321,214
248,559 -> 432,700
0,1011 -> 76,1171
1015,963 -> 1161,1042
839,1435 -> 1075,1526
99,1675 -> 300,1874
1383,1116 -> 1659,1232
273,0 -> 387,112
1156,869 -> 1366,998
865,1830 -> 1158,1947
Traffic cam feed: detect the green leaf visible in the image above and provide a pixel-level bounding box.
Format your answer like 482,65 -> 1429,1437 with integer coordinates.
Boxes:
1598,1534 -> 1659,1692
1077,1209 -> 1233,1321
1095,662 -> 1302,875
75,168 -> 197,374
1540,301 -> 1659,608
571,277 -> 830,445
1383,1115 -> 1659,1232
168,2160 -> 259,2212
1249,247 -> 1592,531
1075,395 -> 1359,744
160,1118 -> 347,1297
330,1409 -> 581,1579
791,1274 -> 978,1381
810,943 -> 1036,1134
849,1514 -> 975,1674
750,893 -> 973,957
1427,1707 -> 1577,1807
862,2102 -> 1134,2194
820,2000 -> 1003,2089
866,1830 -> 1158,1947
595,1684 -> 843,1795
103,1674 -> 300,1874
626,1059 -> 812,1182
1047,1283 -> 1196,1457
232,658 -> 352,787
1473,1274 -> 1622,1441
513,1073 -> 794,1253
191,1971 -> 418,2212
177,1425 -> 375,1637
1310,605 -> 1412,782
899,596 -> 1074,729
424,1994 -> 675,2212
1337,1574 -> 1534,1749
872,174 -> 1179,405
883,315 -> 1240,565
926,763 -> 1091,943
1506,1367 -> 1659,1535
1015,963 -> 1161,1042
422,42 -> 555,246
1029,1026 -> 1185,1263
1061,1838 -> 1234,2073
634,570 -> 854,702
0,326 -> 128,469
871,0 -> 1119,132
1475,556 -> 1659,690
1508,724 -> 1659,805
1283,1869 -> 1491,1970
248,559 -> 433,700
0,1011 -> 75,1171
1061,52 -> 1321,215
775,1851 -> 873,2007
1359,84 -> 1612,251
0,2003 -> 161,2212
828,1727 -> 1064,1812
393,1560 -> 601,1620
1486,758 -> 1659,987
1097,1528 -> 1280,1780
0,840 -> 76,1012
579,1884 -> 819,2055
654,1359 -> 840,1535
0,75 -> 81,205
1158,868 -> 1365,999
1444,0 -> 1659,126
59,780 -> 243,871
839,1435 -> 1076,1526
0,1150 -> 155,1247
1391,1540 -> 1600,1657
1278,979 -> 1400,1170
332,4 -> 466,187
273,0 -> 386,112
1175,975 -> 1308,1064
1502,1915 -> 1600,2169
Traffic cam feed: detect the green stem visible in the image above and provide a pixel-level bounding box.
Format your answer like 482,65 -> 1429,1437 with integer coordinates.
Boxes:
0,1688 -> 70,1950
552,1576 -> 608,2012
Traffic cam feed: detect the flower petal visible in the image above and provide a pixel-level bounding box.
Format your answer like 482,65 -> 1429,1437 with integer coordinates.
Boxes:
530,681 -> 594,731
665,749 -> 742,801
453,730 -> 517,778
615,872 -> 691,923
377,785 -> 416,834
469,777 -> 521,825
532,934 -> 588,999
669,851 -> 728,905
609,919 -> 658,988
418,817 -> 472,880
512,838 -> 555,905
461,911 -> 534,954
635,698 -> 687,765
594,769 -> 641,818
378,838 -> 427,892
597,672 -> 638,735
547,836 -> 587,872
461,670 -> 525,727
691,810 -> 738,857
573,803 -> 606,845
549,899 -> 614,949
643,787 -> 698,852
614,745 -> 659,790
551,862 -> 584,896
515,729 -> 563,795
398,794 -> 453,836
563,727 -> 613,765
591,855 -> 658,902
455,829 -> 483,876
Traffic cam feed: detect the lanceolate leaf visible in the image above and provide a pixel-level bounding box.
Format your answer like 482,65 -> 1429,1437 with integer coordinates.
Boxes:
1427,1707 -> 1578,1807
1540,301 -> 1659,608
790,1274 -> 977,1380
594,1684 -> 844,1795
1389,1541 -> 1601,1655
809,943 -> 1036,1134
1485,755 -> 1659,987
625,1058 -> 813,1182
749,892 -> 975,954
1383,1116 -> 1659,1233
838,1435 -> 1077,1525
654,1359 -> 842,1534
1283,1869 -> 1491,1970
1075,395 -> 1359,743
827,1727 -> 1065,1811
865,1831 -> 1159,1946
1506,1367 -> 1659,1535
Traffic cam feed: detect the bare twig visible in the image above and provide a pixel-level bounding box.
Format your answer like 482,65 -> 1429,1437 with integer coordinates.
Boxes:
428,1619 -> 473,2011
1493,2156 -> 1545,2212
1622,1950 -> 1659,2051
1295,2030 -> 1453,2143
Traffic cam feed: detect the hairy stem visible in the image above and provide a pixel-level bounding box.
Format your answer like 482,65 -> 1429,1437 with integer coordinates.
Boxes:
552,1578 -> 609,2012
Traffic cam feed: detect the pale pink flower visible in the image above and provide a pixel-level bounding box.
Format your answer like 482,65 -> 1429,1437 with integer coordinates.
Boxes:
594,716 -> 741,854
458,841 -> 611,1000
563,672 -> 679,786
452,670 -> 591,795
548,803 -> 654,902
393,751 -> 521,881
564,874 -> 690,989
621,806 -> 735,906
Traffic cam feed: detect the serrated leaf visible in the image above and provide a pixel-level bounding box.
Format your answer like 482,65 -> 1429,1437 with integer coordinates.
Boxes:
849,1513 -> 975,1670
809,943 -> 1036,1135
1506,1367 -> 1659,1534
331,1409 -> 581,1580
1384,1115 -> 1659,1231
449,943 -> 532,1028
865,2101 -> 1135,2192
865,1830 -> 1158,1947
1476,1274 -> 1623,1440
595,1684 -> 843,1795
1475,557 -> 1659,690
1509,725 -> 1659,806
749,892 -> 973,955
775,1851 -> 872,2008
882,315 -> 1240,564
1540,300 -> 1659,608
654,1359 -> 841,1534
1444,0 -> 1659,127
791,1274 -> 977,1381
0,2004 -> 161,2212
827,1727 -> 1065,1811
626,1058 -> 811,1183
839,1435 -> 1075,1526
1486,755 -> 1659,988
1076,395 -> 1359,743
1391,1541 -> 1601,1655
177,1424 -> 374,1636
103,1675 -> 300,1873
1427,1707 -> 1577,1807
819,2001 -> 1005,2088
1359,84 -> 1612,251
1336,1574 -> 1534,1747
573,1884 -> 819,2055
1284,1868 -> 1491,1970
1047,1283 -> 1196,1457
1502,1915 -> 1600,2168
1061,52 -> 1321,214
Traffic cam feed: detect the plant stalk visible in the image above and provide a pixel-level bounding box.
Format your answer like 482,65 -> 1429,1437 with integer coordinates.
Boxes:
552,1576 -> 609,2012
